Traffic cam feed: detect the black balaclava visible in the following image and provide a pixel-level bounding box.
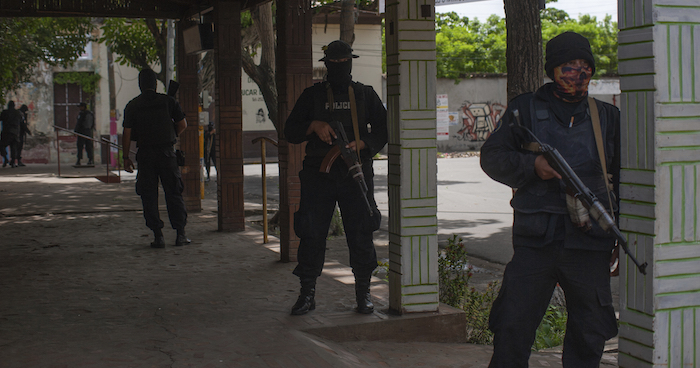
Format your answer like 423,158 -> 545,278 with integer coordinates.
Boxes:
7,101 -> 15,110
320,40 -> 358,89
138,69 -> 158,92
325,60 -> 353,87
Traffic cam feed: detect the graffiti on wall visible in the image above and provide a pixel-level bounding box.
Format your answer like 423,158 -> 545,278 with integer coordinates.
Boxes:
455,101 -> 506,142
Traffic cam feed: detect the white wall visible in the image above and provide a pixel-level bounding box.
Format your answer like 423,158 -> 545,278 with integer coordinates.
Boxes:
436,76 -> 621,152
240,23 -> 384,133
311,24 -> 384,101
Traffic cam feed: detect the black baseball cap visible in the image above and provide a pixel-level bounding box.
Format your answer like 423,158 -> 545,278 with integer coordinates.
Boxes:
319,40 -> 359,62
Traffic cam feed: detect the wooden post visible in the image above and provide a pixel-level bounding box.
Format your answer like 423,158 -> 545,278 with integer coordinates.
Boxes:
176,18 -> 202,213
276,0 -> 313,262
252,137 -> 279,244
213,0 -> 245,231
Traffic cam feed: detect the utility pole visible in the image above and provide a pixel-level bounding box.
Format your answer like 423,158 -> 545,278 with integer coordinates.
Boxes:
107,47 -> 118,167
166,19 -> 176,84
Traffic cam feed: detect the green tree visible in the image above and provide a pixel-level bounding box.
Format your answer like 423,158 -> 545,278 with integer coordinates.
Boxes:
99,18 -> 168,86
435,6 -> 618,78
436,13 -> 506,79
542,14 -> 618,76
0,17 -> 94,104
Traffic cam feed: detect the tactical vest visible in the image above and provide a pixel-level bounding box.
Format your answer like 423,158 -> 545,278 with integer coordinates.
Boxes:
511,98 -> 614,215
306,82 -> 367,161
132,94 -> 177,148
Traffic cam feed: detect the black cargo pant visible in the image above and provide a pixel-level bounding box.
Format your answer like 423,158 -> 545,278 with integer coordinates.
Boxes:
0,133 -> 18,163
293,159 -> 380,280
76,136 -> 94,161
488,215 -> 618,368
135,147 -> 187,233
17,132 -> 26,160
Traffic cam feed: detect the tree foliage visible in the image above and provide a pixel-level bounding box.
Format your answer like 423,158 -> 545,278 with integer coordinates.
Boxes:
542,14 -> 618,76
436,5 -> 618,79
0,17 -> 95,104
436,13 -> 506,79
99,18 -> 168,86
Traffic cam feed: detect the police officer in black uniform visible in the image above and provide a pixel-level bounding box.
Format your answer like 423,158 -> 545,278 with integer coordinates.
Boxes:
480,32 -> 620,367
17,104 -> 31,167
122,69 -> 191,248
74,102 -> 95,166
0,101 -> 23,168
284,40 -> 388,315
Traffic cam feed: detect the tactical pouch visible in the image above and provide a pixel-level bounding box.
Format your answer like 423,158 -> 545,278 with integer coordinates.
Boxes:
368,206 -> 382,232
176,149 -> 185,166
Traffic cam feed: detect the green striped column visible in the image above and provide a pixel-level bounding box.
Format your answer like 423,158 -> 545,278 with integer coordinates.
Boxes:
618,1 -> 700,366
385,0 -> 439,313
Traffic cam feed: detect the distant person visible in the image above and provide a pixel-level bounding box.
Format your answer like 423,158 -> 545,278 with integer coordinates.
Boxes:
0,101 -> 23,168
284,40 -> 388,316
122,68 -> 190,248
480,31 -> 620,367
74,102 -> 95,166
17,104 -> 31,167
204,121 -> 216,181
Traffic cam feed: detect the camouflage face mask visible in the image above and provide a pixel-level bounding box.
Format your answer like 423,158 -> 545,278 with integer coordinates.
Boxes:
552,59 -> 592,103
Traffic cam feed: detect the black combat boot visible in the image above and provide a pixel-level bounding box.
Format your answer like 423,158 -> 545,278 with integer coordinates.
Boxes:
355,276 -> 374,314
290,278 -> 316,315
175,229 -> 191,246
151,229 -> 165,248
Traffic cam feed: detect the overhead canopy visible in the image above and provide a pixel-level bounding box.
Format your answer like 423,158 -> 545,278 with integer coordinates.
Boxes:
0,0 -> 268,19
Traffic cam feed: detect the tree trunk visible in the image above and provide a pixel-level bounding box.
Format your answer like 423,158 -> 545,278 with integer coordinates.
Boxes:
241,2 -> 278,131
145,19 -> 168,87
339,0 -> 355,45
504,0 -> 542,102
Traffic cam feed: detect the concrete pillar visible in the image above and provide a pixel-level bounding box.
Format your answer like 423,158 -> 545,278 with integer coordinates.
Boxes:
213,0 -> 245,231
385,0 -> 439,313
618,1 -> 700,366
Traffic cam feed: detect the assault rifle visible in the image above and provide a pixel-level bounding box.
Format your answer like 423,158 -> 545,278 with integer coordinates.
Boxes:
511,109 -> 648,275
320,120 -> 374,216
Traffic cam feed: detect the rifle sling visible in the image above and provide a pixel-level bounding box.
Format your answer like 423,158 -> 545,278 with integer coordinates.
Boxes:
348,85 -> 362,163
325,83 -> 361,164
588,96 -> 615,218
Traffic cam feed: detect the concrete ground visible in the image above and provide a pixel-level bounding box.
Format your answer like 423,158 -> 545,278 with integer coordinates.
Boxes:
0,161 -> 618,367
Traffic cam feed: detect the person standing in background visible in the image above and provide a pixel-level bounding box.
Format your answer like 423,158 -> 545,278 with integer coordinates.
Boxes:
74,102 -> 95,166
122,68 -> 190,248
17,104 -> 31,167
0,101 -> 22,168
204,121 -> 216,181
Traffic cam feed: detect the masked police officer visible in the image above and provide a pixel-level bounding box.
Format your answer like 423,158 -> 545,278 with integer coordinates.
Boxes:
0,101 -> 22,168
122,69 -> 191,248
74,102 -> 95,166
284,40 -> 388,315
480,32 -> 620,367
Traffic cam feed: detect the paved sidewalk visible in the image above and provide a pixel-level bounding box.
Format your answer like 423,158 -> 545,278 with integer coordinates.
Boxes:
0,163 -> 618,367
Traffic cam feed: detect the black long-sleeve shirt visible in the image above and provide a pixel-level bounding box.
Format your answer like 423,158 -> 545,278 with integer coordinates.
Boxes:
480,83 -> 621,250
284,81 -> 387,166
